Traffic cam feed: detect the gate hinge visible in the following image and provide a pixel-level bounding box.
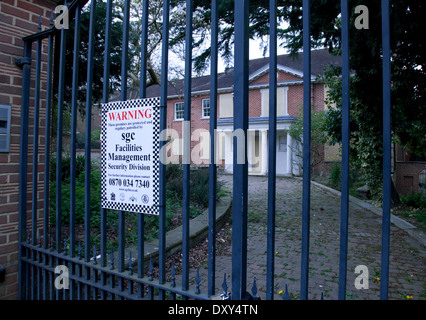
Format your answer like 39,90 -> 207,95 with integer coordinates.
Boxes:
15,57 -> 31,68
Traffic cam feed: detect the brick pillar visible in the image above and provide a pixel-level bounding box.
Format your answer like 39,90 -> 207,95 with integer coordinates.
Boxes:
0,0 -> 55,300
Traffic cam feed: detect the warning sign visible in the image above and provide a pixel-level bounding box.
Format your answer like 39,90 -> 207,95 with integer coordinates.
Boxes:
100,97 -> 160,215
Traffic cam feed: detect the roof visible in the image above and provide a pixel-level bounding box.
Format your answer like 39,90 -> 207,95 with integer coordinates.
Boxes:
146,48 -> 341,98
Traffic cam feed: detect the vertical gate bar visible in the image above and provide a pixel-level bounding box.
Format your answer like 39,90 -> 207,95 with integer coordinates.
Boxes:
300,0 -> 311,300
159,0 -> 170,297
85,0 -> 97,259
70,5 -> 82,300
37,250 -> 42,300
208,0 -> 218,297
43,11 -> 54,251
49,249 -> 53,300
101,1 -> 113,298
182,0 -> 194,293
85,0 -> 97,260
84,0 -> 97,299
338,0 -> 350,300
56,25 -> 67,253
118,0 -> 131,297
266,0 -> 277,301
121,0 -> 130,102
18,39 -> 32,300
43,13 -> 54,299
232,0 -> 249,300
380,0 -> 391,300
32,30 -> 42,301
70,3 -> 81,260
32,33 -> 42,248
140,0 -> 149,99
101,0 -> 113,270
138,0 -> 149,298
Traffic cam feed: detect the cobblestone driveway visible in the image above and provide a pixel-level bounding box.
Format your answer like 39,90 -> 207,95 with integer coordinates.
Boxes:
196,174 -> 425,300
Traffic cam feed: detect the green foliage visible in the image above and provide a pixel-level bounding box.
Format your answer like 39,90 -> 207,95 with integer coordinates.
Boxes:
63,0 -> 123,113
165,164 -> 225,208
50,155 -> 86,183
49,158 -> 225,243
399,192 -> 426,231
326,162 -> 367,198
401,192 -> 426,209
328,162 -> 341,189
287,108 -> 330,173
318,1 -> 426,200
49,165 -> 101,227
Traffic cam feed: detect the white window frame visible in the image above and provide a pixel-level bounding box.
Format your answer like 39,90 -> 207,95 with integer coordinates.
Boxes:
174,102 -> 184,121
202,99 -> 210,119
261,87 -> 289,117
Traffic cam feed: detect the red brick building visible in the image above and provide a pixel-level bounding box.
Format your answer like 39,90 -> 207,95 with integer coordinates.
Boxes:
147,49 -> 341,176
0,0 -> 59,300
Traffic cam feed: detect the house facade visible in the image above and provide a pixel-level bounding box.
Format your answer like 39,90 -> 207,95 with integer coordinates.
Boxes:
147,49 -> 341,176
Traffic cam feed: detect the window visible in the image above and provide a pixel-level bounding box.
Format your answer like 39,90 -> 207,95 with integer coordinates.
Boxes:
174,102 -> 184,120
0,105 -> 11,153
261,87 -> 288,117
199,130 -> 210,160
202,99 -> 210,118
278,134 -> 287,152
219,93 -> 233,118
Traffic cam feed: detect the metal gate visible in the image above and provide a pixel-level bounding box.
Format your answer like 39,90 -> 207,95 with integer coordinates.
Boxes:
17,0 -> 393,300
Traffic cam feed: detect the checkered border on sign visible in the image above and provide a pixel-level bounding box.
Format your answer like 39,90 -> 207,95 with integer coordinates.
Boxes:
100,97 -> 160,215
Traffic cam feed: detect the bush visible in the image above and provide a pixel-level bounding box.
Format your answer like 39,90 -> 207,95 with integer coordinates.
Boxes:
50,154 -> 86,183
328,162 -> 341,189
165,164 -> 225,207
401,192 -> 426,209
49,167 -> 101,227
49,159 -> 225,242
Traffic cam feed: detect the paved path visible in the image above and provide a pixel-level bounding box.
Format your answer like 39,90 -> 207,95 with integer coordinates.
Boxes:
193,174 -> 425,300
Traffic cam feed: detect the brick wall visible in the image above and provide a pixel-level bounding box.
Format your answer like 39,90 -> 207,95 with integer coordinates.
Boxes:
395,162 -> 426,196
0,0 -> 56,300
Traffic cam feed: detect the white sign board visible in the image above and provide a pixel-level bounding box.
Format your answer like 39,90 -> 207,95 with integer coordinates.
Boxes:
100,97 -> 160,215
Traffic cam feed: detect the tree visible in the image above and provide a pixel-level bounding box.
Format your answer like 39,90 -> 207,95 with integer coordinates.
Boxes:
184,0 -> 425,202
63,0 -> 123,116
317,1 -> 426,201
287,108 -> 330,175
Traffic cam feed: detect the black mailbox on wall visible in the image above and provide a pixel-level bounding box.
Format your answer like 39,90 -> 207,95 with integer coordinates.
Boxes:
0,105 -> 11,153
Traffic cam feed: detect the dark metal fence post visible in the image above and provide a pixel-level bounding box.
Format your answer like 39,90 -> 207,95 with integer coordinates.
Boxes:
159,0 -> 170,299
138,0 -> 149,298
266,0 -> 277,301
70,3 -> 82,260
43,10 -> 54,251
182,0 -> 194,294
300,0 -> 311,300
232,0 -> 249,300
208,0 -> 219,297
18,40 -> 32,300
380,0 -> 391,300
56,25 -> 67,253
338,0 -> 350,300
